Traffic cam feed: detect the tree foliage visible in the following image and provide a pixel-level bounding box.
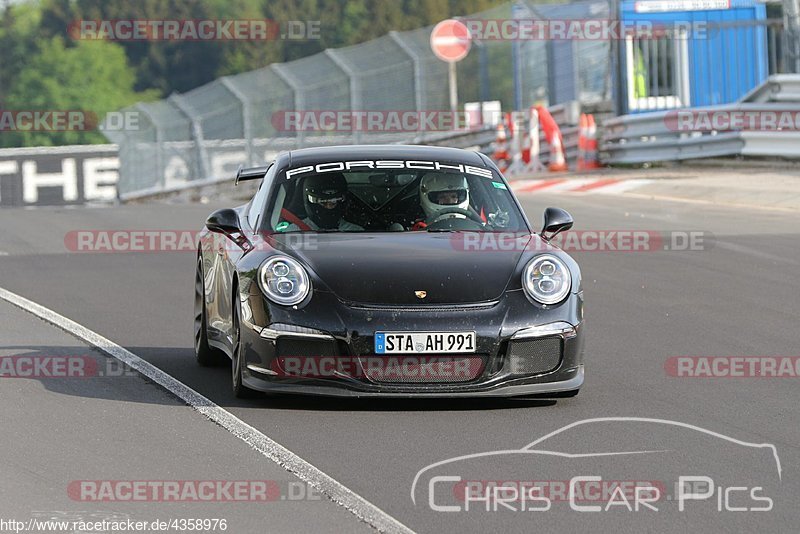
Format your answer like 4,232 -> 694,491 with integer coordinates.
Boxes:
0,0 -> 508,147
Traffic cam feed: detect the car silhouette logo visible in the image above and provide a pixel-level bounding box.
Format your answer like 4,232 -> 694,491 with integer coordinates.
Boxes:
415,290 -> 427,299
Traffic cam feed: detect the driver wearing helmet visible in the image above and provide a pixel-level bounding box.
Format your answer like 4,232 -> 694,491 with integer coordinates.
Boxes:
411,173 -> 471,231
282,173 -> 363,232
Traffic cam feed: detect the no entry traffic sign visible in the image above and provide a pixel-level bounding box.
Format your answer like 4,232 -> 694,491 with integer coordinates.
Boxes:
430,19 -> 471,63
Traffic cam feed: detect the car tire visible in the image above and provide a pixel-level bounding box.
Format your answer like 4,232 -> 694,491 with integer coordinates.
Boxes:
194,257 -> 227,367
231,291 -> 259,399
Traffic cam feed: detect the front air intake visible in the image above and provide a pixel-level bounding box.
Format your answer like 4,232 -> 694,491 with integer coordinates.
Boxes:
505,337 -> 562,375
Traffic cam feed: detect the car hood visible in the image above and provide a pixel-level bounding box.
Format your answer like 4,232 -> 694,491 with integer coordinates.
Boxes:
268,232 -> 532,305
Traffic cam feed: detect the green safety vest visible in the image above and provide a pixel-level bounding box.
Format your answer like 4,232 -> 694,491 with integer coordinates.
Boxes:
634,50 -> 648,99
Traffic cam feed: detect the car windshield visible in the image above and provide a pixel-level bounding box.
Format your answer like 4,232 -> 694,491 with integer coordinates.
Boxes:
263,162 -> 528,233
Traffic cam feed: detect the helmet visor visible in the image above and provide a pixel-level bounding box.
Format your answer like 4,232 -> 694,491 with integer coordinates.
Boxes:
427,189 -> 467,206
306,193 -> 345,209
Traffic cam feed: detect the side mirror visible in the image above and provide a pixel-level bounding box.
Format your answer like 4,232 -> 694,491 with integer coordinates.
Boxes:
541,207 -> 573,241
205,208 -> 241,235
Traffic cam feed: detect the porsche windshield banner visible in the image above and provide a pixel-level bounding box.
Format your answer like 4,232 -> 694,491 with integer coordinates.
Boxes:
285,160 -> 494,180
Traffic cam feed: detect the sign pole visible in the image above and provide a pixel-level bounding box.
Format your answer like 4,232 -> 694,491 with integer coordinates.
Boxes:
430,19 -> 472,129
449,61 -> 458,115
512,2 -> 523,111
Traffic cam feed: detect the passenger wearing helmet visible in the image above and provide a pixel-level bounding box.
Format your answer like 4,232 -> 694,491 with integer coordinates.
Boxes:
410,173 -> 471,230
282,173 -> 363,232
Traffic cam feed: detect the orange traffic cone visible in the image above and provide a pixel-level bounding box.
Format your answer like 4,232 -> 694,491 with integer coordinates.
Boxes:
583,114 -> 601,169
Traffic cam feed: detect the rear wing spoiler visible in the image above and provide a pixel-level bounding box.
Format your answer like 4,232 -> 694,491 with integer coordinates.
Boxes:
235,164 -> 270,185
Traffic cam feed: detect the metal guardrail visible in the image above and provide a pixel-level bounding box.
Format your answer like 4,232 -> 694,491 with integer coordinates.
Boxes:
741,131 -> 800,156
601,75 -> 800,164
409,126 -> 496,151
740,74 -> 800,103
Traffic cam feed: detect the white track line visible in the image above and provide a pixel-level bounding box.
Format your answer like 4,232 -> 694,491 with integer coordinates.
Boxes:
0,286 -> 415,534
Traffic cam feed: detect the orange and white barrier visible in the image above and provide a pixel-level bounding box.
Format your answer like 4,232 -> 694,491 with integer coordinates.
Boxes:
536,105 -> 568,172
491,104 -> 599,174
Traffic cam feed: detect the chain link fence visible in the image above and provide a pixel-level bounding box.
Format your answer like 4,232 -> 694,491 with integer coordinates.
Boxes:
104,0 -> 614,198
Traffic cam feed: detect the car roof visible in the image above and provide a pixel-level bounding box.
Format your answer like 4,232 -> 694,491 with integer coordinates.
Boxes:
284,144 -> 489,168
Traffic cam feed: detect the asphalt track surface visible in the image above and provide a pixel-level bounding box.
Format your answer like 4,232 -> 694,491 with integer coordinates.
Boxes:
1,192 -> 798,533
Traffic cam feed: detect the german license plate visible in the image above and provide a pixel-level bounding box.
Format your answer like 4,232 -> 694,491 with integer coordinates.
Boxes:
374,332 -> 476,354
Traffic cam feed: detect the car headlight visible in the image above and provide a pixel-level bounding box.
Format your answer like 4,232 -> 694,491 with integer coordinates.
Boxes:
258,256 -> 311,306
522,254 -> 571,305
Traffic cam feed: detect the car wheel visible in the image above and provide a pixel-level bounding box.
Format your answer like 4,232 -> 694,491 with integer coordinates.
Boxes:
194,257 -> 226,367
231,292 -> 259,399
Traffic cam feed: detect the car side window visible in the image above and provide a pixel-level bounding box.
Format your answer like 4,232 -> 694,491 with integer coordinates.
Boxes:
247,163 -> 275,229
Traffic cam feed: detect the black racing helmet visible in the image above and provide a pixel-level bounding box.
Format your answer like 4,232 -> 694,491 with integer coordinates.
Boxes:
302,173 -> 348,229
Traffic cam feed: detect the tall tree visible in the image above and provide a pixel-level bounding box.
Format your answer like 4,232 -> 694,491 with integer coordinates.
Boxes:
3,37 -> 156,147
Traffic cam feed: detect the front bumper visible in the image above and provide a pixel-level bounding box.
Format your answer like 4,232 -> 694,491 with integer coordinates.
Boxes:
237,285 -> 585,398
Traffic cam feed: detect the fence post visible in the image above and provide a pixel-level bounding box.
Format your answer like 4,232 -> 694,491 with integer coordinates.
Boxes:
220,76 -> 253,166
325,49 -> 362,144
389,31 -> 425,140
169,94 -> 210,182
271,64 -> 305,149
389,31 -> 423,112
134,103 -> 163,191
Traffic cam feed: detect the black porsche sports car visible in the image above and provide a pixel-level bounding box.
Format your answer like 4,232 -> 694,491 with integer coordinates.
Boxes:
195,145 -> 584,398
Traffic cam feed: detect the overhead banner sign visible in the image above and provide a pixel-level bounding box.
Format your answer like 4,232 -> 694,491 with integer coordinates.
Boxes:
0,145 -> 119,207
